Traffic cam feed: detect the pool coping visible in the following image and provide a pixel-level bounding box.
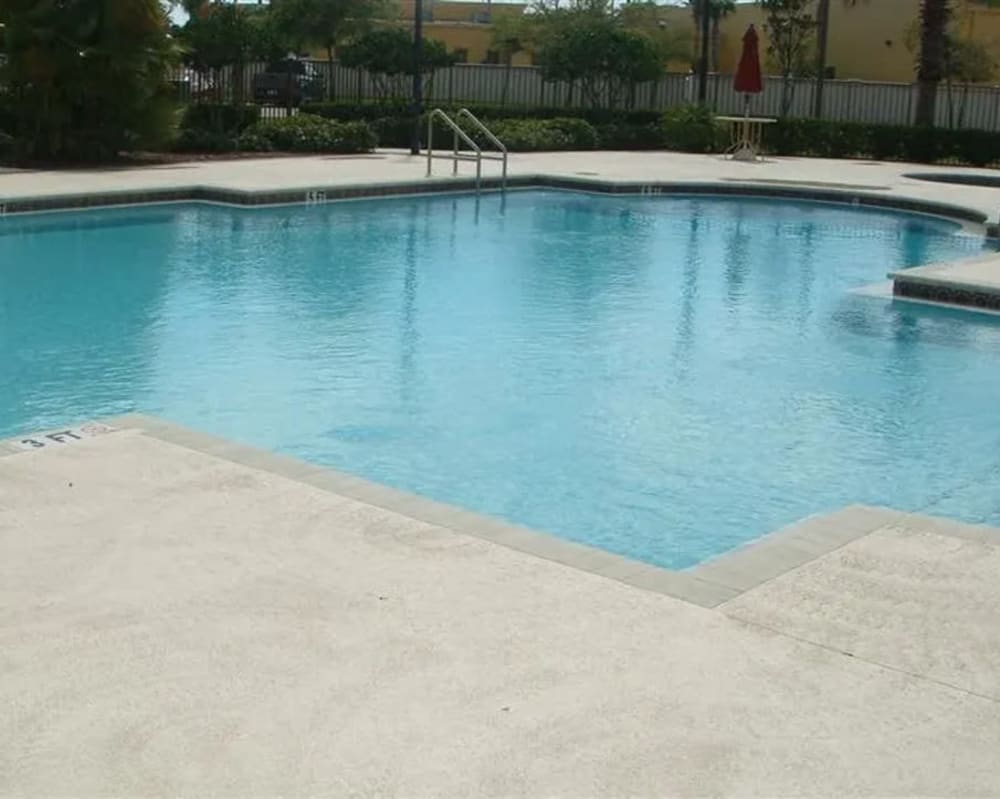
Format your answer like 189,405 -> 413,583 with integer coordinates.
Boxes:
1,414 -> 964,609
0,172 -> 988,230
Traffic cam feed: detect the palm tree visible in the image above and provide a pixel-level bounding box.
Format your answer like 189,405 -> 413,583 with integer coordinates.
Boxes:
687,0 -> 732,71
914,0 -> 953,125
813,0 -> 864,118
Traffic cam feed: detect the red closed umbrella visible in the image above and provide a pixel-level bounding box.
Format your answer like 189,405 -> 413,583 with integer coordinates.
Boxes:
731,25 -> 765,160
733,25 -> 763,96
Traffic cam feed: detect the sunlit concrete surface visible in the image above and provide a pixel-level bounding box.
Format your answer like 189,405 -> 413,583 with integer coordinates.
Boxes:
2,425 -> 999,797
1,150 -> 998,224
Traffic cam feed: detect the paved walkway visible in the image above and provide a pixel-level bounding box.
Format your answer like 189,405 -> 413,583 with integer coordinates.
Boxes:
1,421 -> 999,796
1,150 -> 998,223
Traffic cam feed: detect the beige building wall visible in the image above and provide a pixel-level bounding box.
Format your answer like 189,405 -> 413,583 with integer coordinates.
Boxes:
663,0 -> 1000,84
324,0 -> 1000,83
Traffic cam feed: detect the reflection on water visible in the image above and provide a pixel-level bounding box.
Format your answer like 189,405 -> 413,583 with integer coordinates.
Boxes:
1,191 -> 997,568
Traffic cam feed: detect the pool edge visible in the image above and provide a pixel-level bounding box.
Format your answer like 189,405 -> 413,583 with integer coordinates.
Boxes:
8,413 -> 971,611
0,173 -> 988,230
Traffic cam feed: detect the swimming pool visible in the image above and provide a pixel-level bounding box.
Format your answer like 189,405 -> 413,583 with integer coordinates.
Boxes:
2,190 -> 999,568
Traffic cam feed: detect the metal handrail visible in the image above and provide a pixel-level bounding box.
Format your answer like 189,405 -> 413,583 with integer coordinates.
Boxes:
425,108 -> 507,192
427,108 -> 484,189
457,108 -> 507,188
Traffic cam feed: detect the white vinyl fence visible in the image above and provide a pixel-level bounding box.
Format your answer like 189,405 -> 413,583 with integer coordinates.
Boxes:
175,61 -> 1000,131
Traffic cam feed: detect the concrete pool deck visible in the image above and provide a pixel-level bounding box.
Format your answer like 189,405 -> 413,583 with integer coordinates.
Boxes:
4,152 -> 1000,795
0,150 -> 999,225
2,417 -> 1000,796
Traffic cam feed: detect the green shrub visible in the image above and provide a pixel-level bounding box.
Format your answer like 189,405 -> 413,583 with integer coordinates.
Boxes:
235,130 -> 275,153
244,115 -> 376,153
867,125 -> 907,161
180,104 -> 261,135
371,116 -> 418,148
0,130 -> 14,160
302,101 -> 412,121
301,101 -> 661,127
175,100 -> 1000,167
595,122 -> 665,150
950,128 -> 1000,167
173,128 -> 237,153
758,119 -> 997,165
486,117 -> 598,151
661,104 -> 724,153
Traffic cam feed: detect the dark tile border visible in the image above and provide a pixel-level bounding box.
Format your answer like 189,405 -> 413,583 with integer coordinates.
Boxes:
892,278 -> 1000,310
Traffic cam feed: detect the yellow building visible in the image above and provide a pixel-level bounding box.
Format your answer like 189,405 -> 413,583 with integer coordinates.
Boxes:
381,0 -> 1000,84
393,0 -> 532,66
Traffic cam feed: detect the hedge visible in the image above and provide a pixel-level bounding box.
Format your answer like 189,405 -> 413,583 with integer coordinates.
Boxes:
172,101 -> 1000,166
179,104 -> 261,135
300,101 -> 663,127
302,101 -> 663,149
174,112 -> 376,154
761,118 -> 1000,166
239,115 -> 376,153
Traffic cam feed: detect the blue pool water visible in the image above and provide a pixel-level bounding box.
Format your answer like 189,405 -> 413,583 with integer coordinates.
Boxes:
2,190 -> 999,568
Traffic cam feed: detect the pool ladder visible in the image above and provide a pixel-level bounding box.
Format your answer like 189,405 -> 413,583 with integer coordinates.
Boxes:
426,108 -> 507,192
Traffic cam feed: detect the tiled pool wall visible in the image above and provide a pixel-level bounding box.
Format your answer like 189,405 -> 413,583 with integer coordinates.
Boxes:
893,279 -> 1000,310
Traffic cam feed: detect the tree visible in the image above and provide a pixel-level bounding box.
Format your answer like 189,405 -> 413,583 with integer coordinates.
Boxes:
271,0 -> 384,100
618,1 -> 692,66
686,0 -> 736,73
490,12 -> 526,106
942,36 -> 995,127
339,28 -> 457,100
914,0 -> 953,125
179,3 -> 278,103
0,0 -> 179,161
531,1 -> 663,109
758,0 -> 816,117
903,9 -> 996,127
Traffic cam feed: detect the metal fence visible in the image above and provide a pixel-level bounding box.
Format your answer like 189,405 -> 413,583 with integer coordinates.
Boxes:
172,61 -> 1000,131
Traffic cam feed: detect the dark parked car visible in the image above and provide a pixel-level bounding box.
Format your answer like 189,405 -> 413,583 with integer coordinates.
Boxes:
253,59 -> 325,107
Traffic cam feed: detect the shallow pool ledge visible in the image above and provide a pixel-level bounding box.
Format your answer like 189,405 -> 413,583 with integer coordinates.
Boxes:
890,252 -> 1000,310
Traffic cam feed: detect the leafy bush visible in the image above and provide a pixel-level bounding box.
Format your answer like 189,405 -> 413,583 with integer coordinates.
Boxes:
301,101 -> 661,127
180,104 -> 261,135
371,116 -> 418,148
486,118 -> 598,151
950,128 -> 1000,167
243,115 -> 376,153
0,130 -> 14,159
172,99 -> 1000,166
235,130 -> 275,153
173,128 -> 237,153
595,122 -> 666,150
661,104 -> 724,154
761,119 -> 1000,165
